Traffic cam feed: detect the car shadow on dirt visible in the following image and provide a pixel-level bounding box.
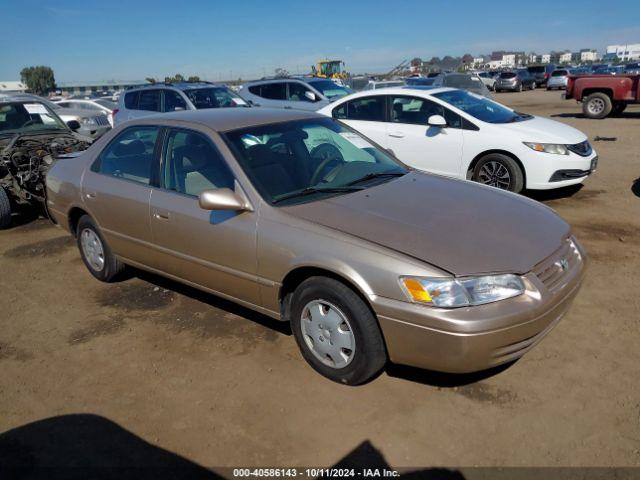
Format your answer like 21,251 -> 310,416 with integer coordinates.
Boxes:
524,183 -> 584,202
551,111 -> 640,119
385,361 -> 515,388
130,268 -> 292,337
632,178 -> 640,197
0,415 -> 466,479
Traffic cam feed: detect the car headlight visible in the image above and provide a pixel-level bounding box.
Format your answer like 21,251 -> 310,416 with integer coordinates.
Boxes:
523,142 -> 569,155
400,274 -> 525,308
81,117 -> 97,126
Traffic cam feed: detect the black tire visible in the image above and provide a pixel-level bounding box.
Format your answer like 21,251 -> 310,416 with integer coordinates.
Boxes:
472,153 -> 525,193
583,92 -> 612,119
0,187 -> 11,229
611,102 -> 627,116
289,276 -> 387,385
76,215 -> 125,282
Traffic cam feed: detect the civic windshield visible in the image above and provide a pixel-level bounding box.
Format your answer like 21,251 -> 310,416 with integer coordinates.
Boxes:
433,89 -> 532,124
306,80 -> 352,99
95,99 -> 117,110
0,102 -> 67,133
184,87 -> 248,109
224,118 -> 407,206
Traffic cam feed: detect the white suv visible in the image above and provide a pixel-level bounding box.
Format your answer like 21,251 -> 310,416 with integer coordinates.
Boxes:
237,77 -> 352,111
114,82 -> 248,125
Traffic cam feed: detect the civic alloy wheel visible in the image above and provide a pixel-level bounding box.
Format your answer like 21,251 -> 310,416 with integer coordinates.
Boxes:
478,161 -> 512,190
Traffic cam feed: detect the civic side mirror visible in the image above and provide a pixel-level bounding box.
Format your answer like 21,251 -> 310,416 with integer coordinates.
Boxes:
304,91 -> 317,102
66,120 -> 81,131
427,115 -> 447,128
199,188 -> 249,211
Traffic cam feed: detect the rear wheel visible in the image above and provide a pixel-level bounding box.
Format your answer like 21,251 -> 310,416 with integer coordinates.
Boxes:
473,153 -> 524,193
583,92 -> 612,119
289,276 -> 387,385
0,187 -> 11,229
76,215 -> 126,282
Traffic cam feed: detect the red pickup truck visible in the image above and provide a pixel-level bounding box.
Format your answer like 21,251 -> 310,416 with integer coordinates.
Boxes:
565,74 -> 640,119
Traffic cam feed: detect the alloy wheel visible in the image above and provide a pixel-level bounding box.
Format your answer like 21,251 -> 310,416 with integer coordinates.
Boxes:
478,161 -> 512,190
300,300 -> 355,368
588,98 -> 605,115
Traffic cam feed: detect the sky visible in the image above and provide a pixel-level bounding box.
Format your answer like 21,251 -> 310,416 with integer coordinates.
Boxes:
2,0 -> 639,82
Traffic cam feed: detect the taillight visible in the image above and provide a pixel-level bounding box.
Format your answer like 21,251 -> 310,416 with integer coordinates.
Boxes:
112,108 -> 119,118
544,73 -> 549,79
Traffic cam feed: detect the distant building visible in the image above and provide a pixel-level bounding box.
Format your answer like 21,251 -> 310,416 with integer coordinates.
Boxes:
559,51 -> 572,64
579,49 -> 601,62
0,81 -> 27,93
528,53 -> 540,64
606,44 -> 640,61
541,54 -> 552,64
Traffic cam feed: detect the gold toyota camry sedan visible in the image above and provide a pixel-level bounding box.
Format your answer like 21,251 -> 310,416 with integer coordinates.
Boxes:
46,108 -> 586,385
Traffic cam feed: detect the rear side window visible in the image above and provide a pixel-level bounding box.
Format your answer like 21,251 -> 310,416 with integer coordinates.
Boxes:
258,83 -> 286,100
334,96 -> 385,122
124,91 -> 139,109
137,90 -> 161,112
96,126 -> 160,184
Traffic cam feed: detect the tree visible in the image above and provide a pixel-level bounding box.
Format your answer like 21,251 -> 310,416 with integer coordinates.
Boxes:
164,73 -> 185,83
20,66 -> 56,95
429,56 -> 441,65
187,75 -> 200,82
145,77 -> 157,84
462,54 -> 474,64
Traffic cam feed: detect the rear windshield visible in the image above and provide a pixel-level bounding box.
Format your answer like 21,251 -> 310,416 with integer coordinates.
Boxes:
499,72 -> 516,79
527,66 -> 545,73
442,75 -> 484,89
551,70 -> 568,77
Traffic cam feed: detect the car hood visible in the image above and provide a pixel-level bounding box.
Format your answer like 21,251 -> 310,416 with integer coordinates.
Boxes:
493,115 -> 587,144
284,172 -> 570,276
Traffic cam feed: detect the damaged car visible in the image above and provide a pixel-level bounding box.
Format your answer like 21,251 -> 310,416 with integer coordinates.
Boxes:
0,95 -> 91,228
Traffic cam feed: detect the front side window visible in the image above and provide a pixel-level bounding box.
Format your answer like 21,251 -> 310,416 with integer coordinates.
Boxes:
224,118 -> 406,206
163,90 -> 187,112
183,87 -> 247,109
162,130 -> 234,196
137,90 -> 161,112
390,96 -> 462,128
287,82 -> 313,102
334,96 -> 385,122
98,126 -> 159,184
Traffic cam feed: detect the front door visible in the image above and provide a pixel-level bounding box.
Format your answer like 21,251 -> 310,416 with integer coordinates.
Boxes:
386,95 -> 464,178
332,95 -> 390,148
149,128 -> 260,305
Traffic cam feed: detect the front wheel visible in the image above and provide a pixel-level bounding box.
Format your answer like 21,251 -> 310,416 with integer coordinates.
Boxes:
472,154 -> 524,193
289,277 -> 387,385
76,215 -> 126,282
583,92 -> 612,119
0,187 -> 12,229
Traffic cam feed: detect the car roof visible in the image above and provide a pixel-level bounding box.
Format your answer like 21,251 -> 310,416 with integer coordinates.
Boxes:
126,82 -> 227,92
334,86 -> 455,99
137,107 -> 322,132
241,76 -> 330,86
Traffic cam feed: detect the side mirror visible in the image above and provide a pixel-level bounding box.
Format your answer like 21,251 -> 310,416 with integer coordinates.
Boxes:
427,115 -> 447,128
66,120 -> 81,131
199,188 -> 249,211
304,91 -> 317,102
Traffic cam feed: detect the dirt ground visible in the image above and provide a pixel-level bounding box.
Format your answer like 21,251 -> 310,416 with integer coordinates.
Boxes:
1,89 -> 639,472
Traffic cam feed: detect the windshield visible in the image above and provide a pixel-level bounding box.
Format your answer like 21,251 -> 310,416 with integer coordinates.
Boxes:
0,102 -> 68,134
184,87 -> 248,109
307,80 -> 352,99
95,99 -> 117,110
433,89 -> 531,124
224,118 -> 407,206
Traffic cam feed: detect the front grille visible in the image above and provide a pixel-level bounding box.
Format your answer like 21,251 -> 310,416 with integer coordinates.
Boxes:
94,115 -> 110,126
567,140 -> 592,157
533,238 -> 581,293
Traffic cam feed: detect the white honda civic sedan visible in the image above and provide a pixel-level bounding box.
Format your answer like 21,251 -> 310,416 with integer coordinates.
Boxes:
317,87 -> 597,192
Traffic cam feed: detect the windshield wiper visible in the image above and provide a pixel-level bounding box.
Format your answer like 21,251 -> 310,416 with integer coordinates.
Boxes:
272,186 -> 363,204
346,171 -> 406,186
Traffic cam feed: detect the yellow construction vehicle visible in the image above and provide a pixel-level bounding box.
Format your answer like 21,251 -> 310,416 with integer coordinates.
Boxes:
311,60 -> 349,83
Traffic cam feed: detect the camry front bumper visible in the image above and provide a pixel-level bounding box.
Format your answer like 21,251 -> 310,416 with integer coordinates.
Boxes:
370,238 -> 586,373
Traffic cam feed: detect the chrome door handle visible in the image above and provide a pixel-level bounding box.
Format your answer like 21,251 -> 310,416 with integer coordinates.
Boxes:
153,211 -> 170,220
388,132 -> 405,138
85,192 -> 96,199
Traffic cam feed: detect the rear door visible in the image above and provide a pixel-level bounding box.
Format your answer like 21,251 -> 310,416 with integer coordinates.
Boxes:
248,82 -> 288,109
331,95 -> 389,147
81,125 -> 161,265
385,95 -> 464,177
148,127 -> 260,305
